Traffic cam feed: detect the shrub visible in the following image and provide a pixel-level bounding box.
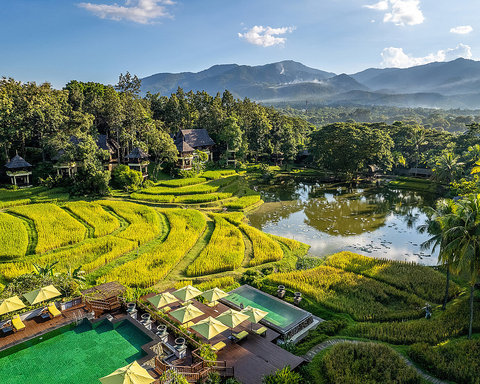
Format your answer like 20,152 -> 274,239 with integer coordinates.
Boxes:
186,215 -> 245,276
63,201 -> 120,237
9,203 -> 86,254
111,164 -> 143,191
266,265 -> 425,321
310,342 -> 421,384
241,224 -> 283,266
224,195 -> 262,210
408,340 -> 480,384
262,366 -> 302,384
324,252 -> 460,303
0,213 -> 29,260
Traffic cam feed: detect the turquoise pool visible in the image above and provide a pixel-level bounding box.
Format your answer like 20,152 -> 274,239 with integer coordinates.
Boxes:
224,285 -> 310,333
0,320 -> 151,384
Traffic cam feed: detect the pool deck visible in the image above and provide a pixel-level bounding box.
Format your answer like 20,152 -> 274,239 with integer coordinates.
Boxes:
0,304 -> 88,352
144,290 -> 305,384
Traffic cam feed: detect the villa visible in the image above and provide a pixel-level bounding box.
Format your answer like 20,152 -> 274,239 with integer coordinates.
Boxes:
173,129 -> 215,170
0,282 -> 315,384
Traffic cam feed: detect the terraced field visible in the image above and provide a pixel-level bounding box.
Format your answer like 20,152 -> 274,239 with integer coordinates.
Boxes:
0,179 -> 307,288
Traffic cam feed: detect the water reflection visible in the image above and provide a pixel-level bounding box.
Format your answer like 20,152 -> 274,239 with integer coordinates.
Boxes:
247,182 -> 439,266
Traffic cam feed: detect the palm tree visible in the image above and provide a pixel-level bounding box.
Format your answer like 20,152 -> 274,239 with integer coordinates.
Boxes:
32,261 -> 59,277
419,199 -> 456,310
407,128 -> 428,175
443,194 -> 480,339
432,152 -> 464,184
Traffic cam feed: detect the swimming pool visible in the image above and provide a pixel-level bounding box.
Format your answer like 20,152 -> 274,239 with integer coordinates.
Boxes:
0,319 -> 152,384
223,285 -> 312,338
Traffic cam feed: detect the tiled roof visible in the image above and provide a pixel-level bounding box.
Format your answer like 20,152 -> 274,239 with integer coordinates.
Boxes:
97,134 -> 120,153
5,154 -> 32,169
180,129 -> 215,147
126,147 -> 149,159
175,139 -> 195,153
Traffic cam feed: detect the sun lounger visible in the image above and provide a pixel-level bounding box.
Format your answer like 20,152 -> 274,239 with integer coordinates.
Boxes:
161,306 -> 171,313
48,303 -> 61,318
232,330 -> 248,342
254,326 -> 268,337
211,341 -> 226,352
184,321 -> 194,328
12,315 -> 26,331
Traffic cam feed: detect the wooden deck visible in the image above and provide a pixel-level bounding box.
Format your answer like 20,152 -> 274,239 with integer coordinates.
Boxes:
143,291 -> 305,384
0,304 -> 87,352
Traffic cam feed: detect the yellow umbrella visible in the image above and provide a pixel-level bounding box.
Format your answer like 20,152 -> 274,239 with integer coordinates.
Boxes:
190,316 -> 229,340
172,285 -> 202,302
216,309 -> 249,328
169,304 -> 204,324
147,292 -> 178,309
202,288 -> 228,304
99,361 -> 154,384
241,306 -> 269,324
23,285 -> 61,305
0,296 -> 26,316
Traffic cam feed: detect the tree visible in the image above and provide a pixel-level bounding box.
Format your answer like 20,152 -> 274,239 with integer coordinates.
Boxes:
262,366 -> 302,384
407,127 -> 428,173
432,152 -> 464,184
115,72 -> 141,96
419,199 -> 456,310
444,194 -> 480,339
111,164 -> 143,191
142,122 -> 177,178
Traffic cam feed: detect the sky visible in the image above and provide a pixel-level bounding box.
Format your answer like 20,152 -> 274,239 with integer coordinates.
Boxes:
0,0 -> 478,88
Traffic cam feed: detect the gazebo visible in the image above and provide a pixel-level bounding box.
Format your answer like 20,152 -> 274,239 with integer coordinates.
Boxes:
125,147 -> 149,178
5,153 -> 32,187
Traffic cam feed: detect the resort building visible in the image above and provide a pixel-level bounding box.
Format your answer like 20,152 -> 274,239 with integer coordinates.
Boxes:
126,147 -> 150,178
97,134 -> 120,171
4,153 -> 32,187
173,129 -> 215,170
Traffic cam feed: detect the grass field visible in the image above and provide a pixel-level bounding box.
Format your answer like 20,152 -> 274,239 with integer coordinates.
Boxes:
63,201 -> 120,238
0,213 -> 29,260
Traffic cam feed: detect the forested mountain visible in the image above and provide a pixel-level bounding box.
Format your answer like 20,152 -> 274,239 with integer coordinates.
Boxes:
142,58 -> 480,109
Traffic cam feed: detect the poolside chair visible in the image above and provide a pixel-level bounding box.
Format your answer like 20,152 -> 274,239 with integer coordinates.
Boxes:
232,330 -> 248,343
161,306 -> 171,313
254,326 -> 268,337
211,341 -> 226,352
11,315 -> 26,331
48,303 -> 61,318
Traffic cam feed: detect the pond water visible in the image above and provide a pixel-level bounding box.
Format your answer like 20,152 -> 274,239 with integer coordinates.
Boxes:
247,180 -> 439,266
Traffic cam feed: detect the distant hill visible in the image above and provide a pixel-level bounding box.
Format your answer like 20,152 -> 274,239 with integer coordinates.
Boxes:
141,58 -> 480,108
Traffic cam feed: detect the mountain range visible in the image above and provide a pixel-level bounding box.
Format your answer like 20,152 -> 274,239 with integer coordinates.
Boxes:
141,58 -> 480,109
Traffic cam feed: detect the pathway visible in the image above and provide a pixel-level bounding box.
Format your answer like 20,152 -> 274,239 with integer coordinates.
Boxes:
302,339 -> 449,384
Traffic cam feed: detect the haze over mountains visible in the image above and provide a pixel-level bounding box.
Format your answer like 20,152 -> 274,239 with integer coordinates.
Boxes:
141,59 -> 480,109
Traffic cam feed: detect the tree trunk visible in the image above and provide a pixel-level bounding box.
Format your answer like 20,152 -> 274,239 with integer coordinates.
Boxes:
442,264 -> 450,310
468,284 -> 474,339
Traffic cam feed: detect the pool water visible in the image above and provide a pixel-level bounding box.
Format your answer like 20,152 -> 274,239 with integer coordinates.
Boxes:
0,320 -> 151,384
224,285 -> 308,330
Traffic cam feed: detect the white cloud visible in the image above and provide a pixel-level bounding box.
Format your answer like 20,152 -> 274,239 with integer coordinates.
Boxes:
450,25 -> 473,35
381,44 -> 473,68
78,0 -> 174,24
238,26 -> 295,47
364,0 -> 424,26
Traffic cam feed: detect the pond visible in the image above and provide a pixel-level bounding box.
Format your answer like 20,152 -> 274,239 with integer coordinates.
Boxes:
247,180 -> 439,266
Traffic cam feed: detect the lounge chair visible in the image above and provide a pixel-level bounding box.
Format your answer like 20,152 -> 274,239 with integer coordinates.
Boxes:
232,330 -> 248,342
211,341 -> 226,352
254,326 -> 268,337
161,306 -> 171,313
48,303 -> 61,318
12,315 -> 26,331
184,321 -> 194,328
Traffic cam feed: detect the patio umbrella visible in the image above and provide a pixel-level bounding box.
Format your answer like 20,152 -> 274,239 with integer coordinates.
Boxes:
190,316 -> 229,340
23,285 -> 61,305
215,308 -> 249,328
172,285 -> 202,302
201,287 -> 228,305
241,306 -> 268,324
0,296 -> 26,315
147,292 -> 178,309
169,303 -> 204,324
99,361 -> 154,384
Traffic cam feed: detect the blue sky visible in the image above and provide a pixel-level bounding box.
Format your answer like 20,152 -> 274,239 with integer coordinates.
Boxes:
0,0 -> 478,88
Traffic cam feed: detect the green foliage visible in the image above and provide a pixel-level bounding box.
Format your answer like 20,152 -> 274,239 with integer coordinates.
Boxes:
63,201 -> 120,237
0,213 -> 29,260
408,339 -> 480,384
224,195 -> 262,210
266,265 -> 425,321
143,184 -> 218,195
157,177 -> 206,187
111,165 -> 143,191
202,170 -> 237,180
294,318 -> 348,355
186,215 -> 245,276
308,342 -> 420,384
388,177 -> 437,193
130,193 -> 175,203
240,224 -> 283,266
324,252 -> 459,303
174,193 -> 232,204
0,199 -> 31,209
262,366 -> 302,384
9,203 -> 86,254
